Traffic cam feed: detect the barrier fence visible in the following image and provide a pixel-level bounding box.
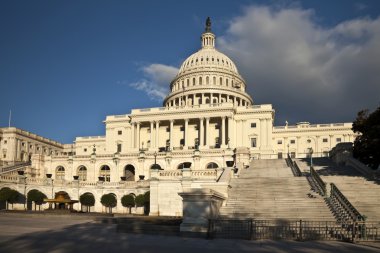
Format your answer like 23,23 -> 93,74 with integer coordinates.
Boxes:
209,219 -> 379,242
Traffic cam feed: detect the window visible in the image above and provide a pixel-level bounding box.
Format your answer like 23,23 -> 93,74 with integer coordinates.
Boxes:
3,154 -> 6,158
100,165 -> 111,182
251,123 -> 256,128
84,148 -> 87,152
180,126 -> 184,131
251,138 -> 257,148
56,166 -> 65,180
290,140 -> 295,144
323,138 -> 328,143
117,144 -> 122,153
118,130 -> 122,135
78,166 -> 87,181
307,139 -> 311,143
291,152 -> 296,158
180,139 -> 184,146
30,145 -> 33,148
278,152 -> 283,159
166,127 -> 170,132
22,142 -> 25,147
336,138 -> 341,143
4,140 -> 7,144
277,140 -> 283,144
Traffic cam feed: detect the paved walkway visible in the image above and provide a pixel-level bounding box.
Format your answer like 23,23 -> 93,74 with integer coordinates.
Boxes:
0,215 -> 379,253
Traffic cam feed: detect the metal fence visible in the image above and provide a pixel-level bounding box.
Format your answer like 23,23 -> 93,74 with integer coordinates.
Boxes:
209,219 -> 380,242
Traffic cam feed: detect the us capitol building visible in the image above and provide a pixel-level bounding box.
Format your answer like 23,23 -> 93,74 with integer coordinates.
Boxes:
0,18 -> 355,216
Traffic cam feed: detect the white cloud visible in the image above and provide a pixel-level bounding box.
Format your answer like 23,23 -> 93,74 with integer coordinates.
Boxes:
218,5 -> 380,124
129,64 -> 178,101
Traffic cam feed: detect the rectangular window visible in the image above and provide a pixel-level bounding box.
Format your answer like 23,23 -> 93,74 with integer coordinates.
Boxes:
117,144 -> 122,153
22,142 -> 25,147
118,130 -> 122,135
180,127 -> 185,131
291,152 -> 296,158
336,138 -> 341,143
290,140 -> 295,144
278,152 -> 283,159
323,138 -> 328,143
251,138 -> 257,148
251,123 -> 256,128
277,140 -> 282,144
84,148 -> 87,152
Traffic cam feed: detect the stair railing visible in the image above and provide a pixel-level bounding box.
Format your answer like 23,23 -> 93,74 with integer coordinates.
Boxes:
0,161 -> 31,175
310,167 -> 326,196
330,183 -> 363,222
286,154 -> 302,177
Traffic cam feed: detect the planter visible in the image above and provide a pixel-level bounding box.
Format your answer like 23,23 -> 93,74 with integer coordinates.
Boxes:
17,170 -> 25,176
226,161 -> 234,167
98,176 -> 105,182
120,176 -> 126,181
46,174 -> 52,178
73,176 -> 79,180
139,175 -> 145,180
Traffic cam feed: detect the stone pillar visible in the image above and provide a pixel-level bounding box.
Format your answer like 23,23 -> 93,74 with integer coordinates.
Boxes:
201,93 -> 205,104
219,93 -> 222,104
131,123 -> 135,148
136,122 -> 141,149
228,117 -> 233,147
178,189 -> 226,238
169,120 -> 174,150
155,121 -> 160,149
149,179 -> 159,216
266,118 -> 271,149
150,121 -> 154,149
184,119 -> 189,150
221,117 -> 225,147
205,117 -> 210,147
242,120 -> 246,147
199,118 -> 204,147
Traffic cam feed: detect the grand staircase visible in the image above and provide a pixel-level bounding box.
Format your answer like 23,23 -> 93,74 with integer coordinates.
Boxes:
297,158 -> 380,223
219,159 -> 335,221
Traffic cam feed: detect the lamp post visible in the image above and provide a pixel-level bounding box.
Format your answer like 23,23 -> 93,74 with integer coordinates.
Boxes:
154,151 -> 157,165
287,144 -> 290,157
51,179 -> 54,199
308,147 -> 313,167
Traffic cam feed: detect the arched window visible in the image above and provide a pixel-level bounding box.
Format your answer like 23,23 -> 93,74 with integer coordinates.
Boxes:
226,79 -> 229,86
213,76 -> 216,85
124,165 -> 135,181
193,78 -> 196,86
78,166 -> 87,181
100,165 -> 111,182
206,162 -> 219,169
177,162 -> 192,170
206,76 -> 209,85
199,77 -> 202,85
56,166 -> 65,180
220,77 -> 222,85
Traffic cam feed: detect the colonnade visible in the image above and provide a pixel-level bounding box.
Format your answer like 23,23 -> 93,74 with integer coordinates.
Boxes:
130,117 -> 233,150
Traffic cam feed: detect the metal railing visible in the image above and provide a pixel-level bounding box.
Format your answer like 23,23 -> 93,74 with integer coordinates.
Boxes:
329,183 -> 363,222
310,167 -> 327,196
208,219 -> 379,242
286,155 -> 302,177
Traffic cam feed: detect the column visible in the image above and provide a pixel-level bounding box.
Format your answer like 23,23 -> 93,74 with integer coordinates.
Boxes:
221,117 -> 225,147
205,117 -> 210,147
131,123 -> 135,148
228,117 -> 233,147
260,119 -> 265,149
150,121 -> 154,149
199,118 -> 204,147
169,120 -> 174,150
316,136 -> 320,157
155,121 -> 160,149
242,120 -> 246,147
219,93 -> 222,104
184,119 -> 189,150
202,94 -> 205,104
266,118 -> 271,148
136,122 -> 140,150
210,93 -> 213,104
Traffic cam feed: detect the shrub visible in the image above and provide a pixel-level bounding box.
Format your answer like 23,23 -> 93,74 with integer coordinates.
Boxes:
135,194 -> 145,207
121,194 -> 135,214
80,193 -> 95,212
0,187 -> 19,210
101,193 -> 117,213
27,189 -> 46,211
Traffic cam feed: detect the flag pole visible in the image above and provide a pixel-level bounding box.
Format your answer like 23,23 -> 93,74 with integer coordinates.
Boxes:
8,110 -> 11,128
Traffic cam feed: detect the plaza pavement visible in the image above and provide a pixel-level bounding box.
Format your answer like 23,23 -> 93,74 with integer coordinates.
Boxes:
0,214 -> 379,253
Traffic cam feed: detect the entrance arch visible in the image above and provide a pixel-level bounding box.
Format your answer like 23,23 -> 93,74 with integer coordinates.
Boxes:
124,165 -> 135,181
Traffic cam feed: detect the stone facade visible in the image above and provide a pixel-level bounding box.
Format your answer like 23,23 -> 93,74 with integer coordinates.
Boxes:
0,19 -> 356,215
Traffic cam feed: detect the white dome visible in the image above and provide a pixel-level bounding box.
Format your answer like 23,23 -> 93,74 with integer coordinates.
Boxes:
177,48 -> 239,77
163,18 -> 253,108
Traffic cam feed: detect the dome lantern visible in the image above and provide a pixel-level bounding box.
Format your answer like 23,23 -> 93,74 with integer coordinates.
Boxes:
201,17 -> 215,49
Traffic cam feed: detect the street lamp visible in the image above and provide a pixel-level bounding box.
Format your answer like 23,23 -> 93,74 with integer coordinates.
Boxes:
308,147 -> 314,167
287,144 -> 290,157
24,176 -> 27,211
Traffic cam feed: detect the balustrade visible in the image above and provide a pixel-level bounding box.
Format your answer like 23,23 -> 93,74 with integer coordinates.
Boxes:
310,167 -> 327,196
329,183 -> 363,222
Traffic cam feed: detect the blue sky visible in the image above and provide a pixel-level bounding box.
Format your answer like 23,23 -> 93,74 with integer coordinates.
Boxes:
1,0 -> 380,143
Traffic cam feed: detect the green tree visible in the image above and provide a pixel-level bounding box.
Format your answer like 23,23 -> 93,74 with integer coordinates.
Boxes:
79,193 -> 95,212
135,194 -> 145,207
121,194 -> 135,214
0,187 -> 19,210
100,193 -> 117,214
352,106 -> 380,169
27,189 -> 46,211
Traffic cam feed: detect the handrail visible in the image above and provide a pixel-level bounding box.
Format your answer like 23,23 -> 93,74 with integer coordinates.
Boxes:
286,155 -> 302,177
330,183 -> 363,222
0,161 -> 31,174
310,167 -> 326,196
